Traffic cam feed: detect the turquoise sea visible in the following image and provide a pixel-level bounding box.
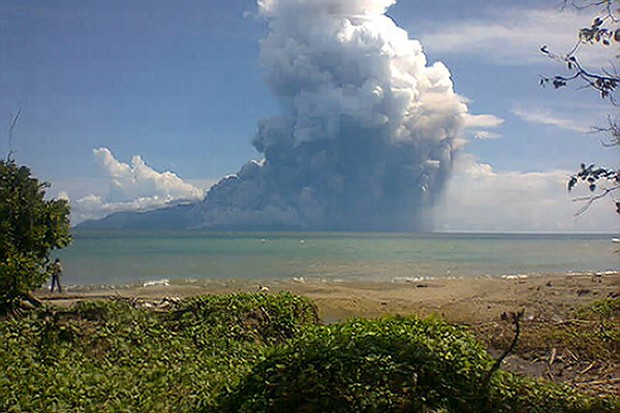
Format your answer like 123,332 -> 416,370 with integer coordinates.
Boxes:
55,231 -> 619,286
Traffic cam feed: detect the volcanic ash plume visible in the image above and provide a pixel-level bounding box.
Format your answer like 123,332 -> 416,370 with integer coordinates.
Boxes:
200,0 -> 471,231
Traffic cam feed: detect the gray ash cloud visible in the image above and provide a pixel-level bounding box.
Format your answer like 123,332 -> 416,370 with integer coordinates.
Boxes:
197,0 -> 475,231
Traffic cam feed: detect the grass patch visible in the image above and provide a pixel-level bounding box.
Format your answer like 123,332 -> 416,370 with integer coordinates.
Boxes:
478,297 -> 620,362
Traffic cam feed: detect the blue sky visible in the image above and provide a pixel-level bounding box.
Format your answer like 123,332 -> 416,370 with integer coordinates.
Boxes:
1,0 -> 618,231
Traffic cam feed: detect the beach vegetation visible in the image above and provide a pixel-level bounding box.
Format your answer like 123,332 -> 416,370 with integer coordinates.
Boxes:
218,315 -> 616,413
217,316 -> 494,412
0,293 -> 318,412
1,293 -> 617,412
481,296 -> 619,363
0,160 -> 71,312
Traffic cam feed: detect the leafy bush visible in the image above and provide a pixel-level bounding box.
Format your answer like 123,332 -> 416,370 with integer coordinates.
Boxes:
0,160 -> 71,311
0,293 -> 318,412
170,292 -> 319,346
218,316 -> 618,413
217,316 -> 494,413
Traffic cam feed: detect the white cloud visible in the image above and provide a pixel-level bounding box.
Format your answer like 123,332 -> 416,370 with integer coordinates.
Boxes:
92,148 -> 204,202
70,148 -> 207,224
461,113 -> 504,141
419,7 -> 617,67
473,130 -> 502,140
463,113 -> 504,129
435,154 -> 619,232
512,106 -> 592,133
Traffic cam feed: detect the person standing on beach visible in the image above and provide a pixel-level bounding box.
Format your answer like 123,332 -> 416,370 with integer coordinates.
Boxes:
50,258 -> 63,293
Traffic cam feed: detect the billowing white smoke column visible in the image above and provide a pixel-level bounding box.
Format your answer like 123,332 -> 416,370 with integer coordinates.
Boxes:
201,0 -> 470,230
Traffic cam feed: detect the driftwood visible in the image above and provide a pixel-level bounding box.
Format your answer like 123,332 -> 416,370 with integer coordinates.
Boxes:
21,292 -> 43,308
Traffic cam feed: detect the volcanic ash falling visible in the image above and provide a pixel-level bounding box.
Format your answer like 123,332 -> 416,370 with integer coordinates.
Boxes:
200,0 -> 470,231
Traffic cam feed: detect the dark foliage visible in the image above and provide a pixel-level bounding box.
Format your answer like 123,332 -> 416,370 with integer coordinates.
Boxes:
540,0 -> 619,103
0,161 -> 71,310
568,163 -> 620,215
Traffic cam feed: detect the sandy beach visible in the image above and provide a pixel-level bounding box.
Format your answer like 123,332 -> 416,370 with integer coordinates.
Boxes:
37,272 -> 619,324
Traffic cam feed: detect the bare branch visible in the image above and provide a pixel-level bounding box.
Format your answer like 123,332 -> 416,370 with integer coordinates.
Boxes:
572,185 -> 620,215
595,116 -> 620,146
483,310 -> 525,408
546,1 -> 620,216
541,0 -> 619,102
6,107 -> 22,162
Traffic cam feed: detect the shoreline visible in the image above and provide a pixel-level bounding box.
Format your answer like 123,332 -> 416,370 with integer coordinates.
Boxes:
37,272 -> 620,323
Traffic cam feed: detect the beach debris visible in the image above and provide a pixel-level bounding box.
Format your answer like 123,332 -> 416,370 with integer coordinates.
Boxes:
501,274 -> 529,280
293,277 -> 305,284
595,270 -> 618,276
580,361 -> 597,375
257,284 -> 270,292
143,279 -> 170,287
549,348 -> 557,365
391,276 -> 434,284
154,296 -> 181,310
576,288 -> 591,297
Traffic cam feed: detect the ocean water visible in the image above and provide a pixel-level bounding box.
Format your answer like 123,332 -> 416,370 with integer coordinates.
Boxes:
54,231 -> 620,286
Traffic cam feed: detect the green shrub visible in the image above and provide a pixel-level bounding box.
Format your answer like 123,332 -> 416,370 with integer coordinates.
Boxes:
0,160 -> 71,311
217,315 -> 618,413
489,371 -> 618,413
575,297 -> 620,320
169,292 -> 319,347
217,316 -> 493,413
0,293 -> 318,412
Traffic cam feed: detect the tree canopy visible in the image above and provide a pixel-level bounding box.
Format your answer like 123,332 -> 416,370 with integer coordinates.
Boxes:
0,160 -> 72,310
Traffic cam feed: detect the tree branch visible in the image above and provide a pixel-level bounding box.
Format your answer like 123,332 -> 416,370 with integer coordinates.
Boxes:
6,107 -> 21,162
483,310 -> 524,409
541,0 -> 619,102
572,185 -> 620,215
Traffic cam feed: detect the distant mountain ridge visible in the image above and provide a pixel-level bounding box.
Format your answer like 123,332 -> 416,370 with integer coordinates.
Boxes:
76,203 -> 201,230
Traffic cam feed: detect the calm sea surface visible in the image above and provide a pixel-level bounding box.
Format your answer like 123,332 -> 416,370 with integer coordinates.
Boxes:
55,231 -> 619,286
